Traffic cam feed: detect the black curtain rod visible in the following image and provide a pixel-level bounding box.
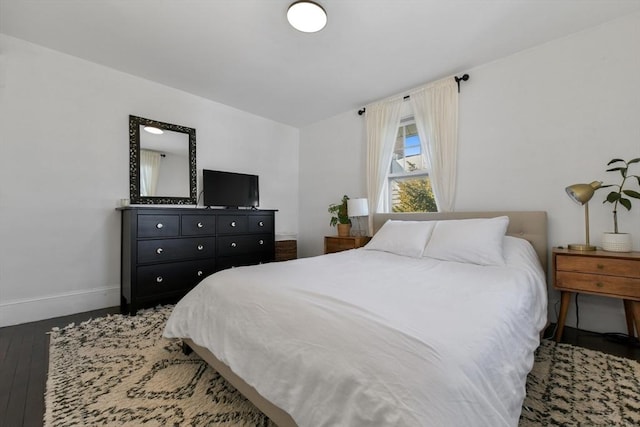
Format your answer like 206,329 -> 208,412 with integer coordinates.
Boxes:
357,73 -> 469,116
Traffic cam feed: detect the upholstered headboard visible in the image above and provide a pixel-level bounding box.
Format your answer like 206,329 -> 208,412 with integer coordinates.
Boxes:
372,211 -> 548,272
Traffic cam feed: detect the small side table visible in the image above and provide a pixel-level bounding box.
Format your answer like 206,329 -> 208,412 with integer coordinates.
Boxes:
552,247 -> 640,342
275,240 -> 297,261
324,236 -> 371,254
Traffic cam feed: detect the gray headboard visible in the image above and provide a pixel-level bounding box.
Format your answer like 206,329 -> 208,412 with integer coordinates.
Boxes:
373,211 -> 548,272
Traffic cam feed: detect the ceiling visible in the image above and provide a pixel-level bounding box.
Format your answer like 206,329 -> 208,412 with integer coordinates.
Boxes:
2,0 -> 639,127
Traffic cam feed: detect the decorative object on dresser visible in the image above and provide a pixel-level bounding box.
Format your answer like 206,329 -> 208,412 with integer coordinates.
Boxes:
600,157 -> 640,252
129,115 -> 197,205
119,207 -> 276,315
324,235 -> 371,254
552,247 -> 640,342
564,181 -> 602,251
347,197 -> 369,236
328,194 -> 351,237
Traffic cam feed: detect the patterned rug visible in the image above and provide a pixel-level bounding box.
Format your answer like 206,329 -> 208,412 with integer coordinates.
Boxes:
45,306 -> 640,426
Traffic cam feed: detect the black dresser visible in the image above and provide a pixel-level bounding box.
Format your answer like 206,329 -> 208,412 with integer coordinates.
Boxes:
119,207 -> 276,314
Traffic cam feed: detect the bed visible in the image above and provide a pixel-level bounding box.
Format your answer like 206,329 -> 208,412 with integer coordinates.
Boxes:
163,211 -> 548,426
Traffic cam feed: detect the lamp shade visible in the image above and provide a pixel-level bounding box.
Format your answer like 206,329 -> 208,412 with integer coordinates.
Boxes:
565,181 -> 602,205
287,1 -> 327,33
347,198 -> 369,217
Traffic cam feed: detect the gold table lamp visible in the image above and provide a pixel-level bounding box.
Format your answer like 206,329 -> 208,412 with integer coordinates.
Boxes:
565,181 -> 602,251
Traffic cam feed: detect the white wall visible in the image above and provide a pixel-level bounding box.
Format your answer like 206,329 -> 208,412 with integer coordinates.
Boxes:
298,112 -> 368,257
0,34 -> 299,327
298,13 -> 640,334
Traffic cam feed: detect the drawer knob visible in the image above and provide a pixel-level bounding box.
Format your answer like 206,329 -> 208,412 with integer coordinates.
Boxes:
231,221 -> 237,227
197,244 -> 204,251
259,239 -> 264,245
597,264 -> 604,269
596,282 -> 604,288
156,223 -> 163,229
156,248 -> 164,254
259,221 -> 264,227
231,242 -> 237,248
156,276 -> 163,283
197,222 -> 204,228
197,270 -> 203,277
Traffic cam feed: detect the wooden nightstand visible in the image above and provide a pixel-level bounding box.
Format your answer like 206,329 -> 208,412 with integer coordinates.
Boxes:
552,247 -> 640,342
324,236 -> 371,254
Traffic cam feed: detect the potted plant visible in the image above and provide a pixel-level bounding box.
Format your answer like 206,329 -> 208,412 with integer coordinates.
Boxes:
600,157 -> 640,252
328,195 -> 352,237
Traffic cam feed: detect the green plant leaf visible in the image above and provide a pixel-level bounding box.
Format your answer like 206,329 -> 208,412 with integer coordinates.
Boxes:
605,191 -> 620,203
619,197 -> 632,210
623,189 -> 640,199
627,157 -> 640,164
607,158 -> 625,165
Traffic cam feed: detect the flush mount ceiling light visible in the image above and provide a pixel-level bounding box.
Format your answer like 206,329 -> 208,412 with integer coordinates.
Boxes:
287,1 -> 327,33
143,126 -> 164,135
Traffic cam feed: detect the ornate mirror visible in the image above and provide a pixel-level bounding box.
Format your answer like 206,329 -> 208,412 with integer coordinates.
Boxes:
129,115 -> 197,204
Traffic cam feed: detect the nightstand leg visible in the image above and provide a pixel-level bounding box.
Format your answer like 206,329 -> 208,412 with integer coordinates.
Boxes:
623,300 -> 636,338
555,291 -> 572,342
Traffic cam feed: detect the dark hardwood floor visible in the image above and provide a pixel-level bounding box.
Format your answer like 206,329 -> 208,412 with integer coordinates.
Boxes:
1,309 -> 638,427
0,307 -> 120,427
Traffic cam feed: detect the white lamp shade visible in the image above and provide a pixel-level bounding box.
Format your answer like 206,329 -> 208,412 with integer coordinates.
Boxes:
347,198 -> 369,217
287,1 -> 327,33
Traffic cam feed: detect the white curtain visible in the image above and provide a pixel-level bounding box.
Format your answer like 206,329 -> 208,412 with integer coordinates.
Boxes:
140,149 -> 162,196
365,97 -> 404,234
409,78 -> 458,212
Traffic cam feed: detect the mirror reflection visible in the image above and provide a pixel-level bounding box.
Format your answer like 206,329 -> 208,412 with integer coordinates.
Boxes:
139,126 -> 190,197
129,115 -> 197,205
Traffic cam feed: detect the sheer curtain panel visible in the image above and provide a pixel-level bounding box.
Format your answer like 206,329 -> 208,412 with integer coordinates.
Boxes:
409,79 -> 458,212
140,149 -> 162,197
365,98 -> 403,234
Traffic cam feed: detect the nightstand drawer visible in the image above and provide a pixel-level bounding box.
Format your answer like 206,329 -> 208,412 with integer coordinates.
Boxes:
556,271 -> 640,299
556,255 -> 640,278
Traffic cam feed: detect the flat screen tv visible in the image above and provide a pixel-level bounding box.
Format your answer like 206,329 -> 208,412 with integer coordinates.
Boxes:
203,169 -> 259,208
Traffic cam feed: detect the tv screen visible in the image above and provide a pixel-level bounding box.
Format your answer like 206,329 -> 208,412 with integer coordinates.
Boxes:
203,169 -> 259,208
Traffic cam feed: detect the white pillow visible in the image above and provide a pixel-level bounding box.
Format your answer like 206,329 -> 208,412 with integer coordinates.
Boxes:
422,216 -> 509,266
364,220 -> 436,258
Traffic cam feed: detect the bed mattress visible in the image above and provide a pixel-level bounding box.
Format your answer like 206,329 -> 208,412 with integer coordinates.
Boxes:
164,236 -> 547,426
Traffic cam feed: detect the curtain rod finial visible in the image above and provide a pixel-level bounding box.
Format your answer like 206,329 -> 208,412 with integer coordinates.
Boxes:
454,74 -> 469,93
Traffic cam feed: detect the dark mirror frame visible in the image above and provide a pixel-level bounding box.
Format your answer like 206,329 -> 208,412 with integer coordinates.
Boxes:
129,115 -> 197,205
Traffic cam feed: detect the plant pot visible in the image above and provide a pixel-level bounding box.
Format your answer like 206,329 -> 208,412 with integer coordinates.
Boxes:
601,232 -> 632,252
337,223 -> 351,237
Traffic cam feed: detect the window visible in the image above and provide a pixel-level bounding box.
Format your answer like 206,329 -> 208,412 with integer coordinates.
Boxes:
387,119 -> 437,212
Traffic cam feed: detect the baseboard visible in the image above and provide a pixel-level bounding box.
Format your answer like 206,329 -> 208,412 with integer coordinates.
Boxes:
0,286 -> 120,327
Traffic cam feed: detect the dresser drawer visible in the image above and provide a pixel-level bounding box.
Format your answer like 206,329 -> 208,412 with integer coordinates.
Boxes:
556,271 -> 640,299
217,234 -> 272,256
138,214 -> 180,238
248,215 -> 274,232
556,255 -> 640,278
136,260 -> 215,297
181,214 -> 216,236
217,215 -> 248,234
216,254 -> 270,271
138,237 -> 216,263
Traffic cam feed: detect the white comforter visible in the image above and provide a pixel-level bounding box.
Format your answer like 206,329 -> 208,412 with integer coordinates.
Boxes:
164,236 -> 547,427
